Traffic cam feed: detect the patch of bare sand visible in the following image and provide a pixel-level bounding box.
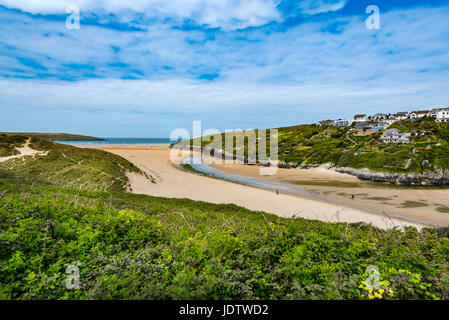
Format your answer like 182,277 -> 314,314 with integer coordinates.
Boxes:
0,138 -> 48,163
88,146 -> 424,230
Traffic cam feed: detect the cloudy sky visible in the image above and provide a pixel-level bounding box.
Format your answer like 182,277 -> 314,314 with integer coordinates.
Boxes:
0,0 -> 448,137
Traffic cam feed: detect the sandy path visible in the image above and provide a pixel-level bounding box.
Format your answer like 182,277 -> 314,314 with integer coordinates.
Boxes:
88,146 -> 424,230
0,138 -> 48,163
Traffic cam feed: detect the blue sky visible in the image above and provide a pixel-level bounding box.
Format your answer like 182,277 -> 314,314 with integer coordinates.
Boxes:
0,0 -> 449,137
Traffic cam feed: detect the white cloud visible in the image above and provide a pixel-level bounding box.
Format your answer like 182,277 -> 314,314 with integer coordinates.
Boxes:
0,0 -> 283,30
1,4 -> 449,135
0,0 -> 351,29
298,0 -> 347,15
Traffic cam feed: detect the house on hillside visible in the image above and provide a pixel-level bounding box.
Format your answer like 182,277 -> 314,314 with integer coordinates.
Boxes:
334,119 -> 351,127
354,114 -> 367,122
372,113 -> 387,120
317,120 -> 335,126
391,112 -> 409,120
355,121 -> 389,132
380,128 -> 411,143
410,110 -> 431,120
437,108 -> 449,123
430,108 -> 441,118
384,117 -> 398,126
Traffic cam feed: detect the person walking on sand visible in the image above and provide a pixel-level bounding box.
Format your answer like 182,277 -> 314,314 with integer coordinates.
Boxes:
276,189 -> 279,195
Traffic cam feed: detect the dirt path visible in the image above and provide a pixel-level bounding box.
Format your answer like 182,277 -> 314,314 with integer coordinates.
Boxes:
0,138 -> 48,163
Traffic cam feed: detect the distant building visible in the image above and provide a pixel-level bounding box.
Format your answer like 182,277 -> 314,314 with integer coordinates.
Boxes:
317,120 -> 335,126
437,109 -> 449,122
355,121 -> 389,132
410,110 -> 431,120
334,119 -> 351,127
380,129 -> 411,143
372,113 -> 387,120
391,112 -> 409,120
354,114 -> 367,121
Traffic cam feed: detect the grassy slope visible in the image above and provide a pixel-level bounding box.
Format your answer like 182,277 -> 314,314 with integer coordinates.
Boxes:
1,133 -> 103,141
0,134 -> 28,157
0,180 -> 448,300
183,118 -> 449,173
0,136 -> 141,192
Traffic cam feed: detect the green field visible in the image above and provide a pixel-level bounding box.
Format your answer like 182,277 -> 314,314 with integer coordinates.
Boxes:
181,118 -> 449,174
1,134 -> 449,300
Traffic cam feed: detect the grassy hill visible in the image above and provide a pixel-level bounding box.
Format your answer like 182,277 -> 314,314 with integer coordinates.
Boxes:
0,132 -> 103,141
0,135 -> 142,192
182,118 -> 449,174
1,180 -> 448,300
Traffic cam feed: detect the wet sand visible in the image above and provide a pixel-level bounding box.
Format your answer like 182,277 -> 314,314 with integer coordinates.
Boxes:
210,161 -> 449,227
78,145 -> 426,230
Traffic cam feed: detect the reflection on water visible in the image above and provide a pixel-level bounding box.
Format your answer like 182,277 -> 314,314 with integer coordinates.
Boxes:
183,157 -> 311,197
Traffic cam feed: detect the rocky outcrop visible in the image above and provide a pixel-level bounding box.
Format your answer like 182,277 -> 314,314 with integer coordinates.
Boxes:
335,167 -> 449,185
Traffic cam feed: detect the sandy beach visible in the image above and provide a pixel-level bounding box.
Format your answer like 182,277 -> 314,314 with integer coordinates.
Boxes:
210,161 -> 449,227
76,144 -> 432,230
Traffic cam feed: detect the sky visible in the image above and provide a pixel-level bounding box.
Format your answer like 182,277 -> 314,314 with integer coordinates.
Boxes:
0,0 -> 449,137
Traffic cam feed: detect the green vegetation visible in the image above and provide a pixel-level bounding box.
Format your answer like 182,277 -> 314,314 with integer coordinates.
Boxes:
0,134 -> 28,157
436,207 -> 449,214
180,118 -> 449,174
400,201 -> 428,208
364,197 -> 393,201
1,180 -> 449,300
1,132 -> 103,141
181,163 -> 208,176
0,136 -> 142,193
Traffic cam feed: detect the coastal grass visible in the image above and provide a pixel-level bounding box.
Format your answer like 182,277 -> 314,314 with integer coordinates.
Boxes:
436,207 -> 449,213
181,163 -> 209,176
0,134 -> 28,157
400,201 -> 429,208
1,179 -> 449,300
364,197 -> 393,201
0,136 -> 142,192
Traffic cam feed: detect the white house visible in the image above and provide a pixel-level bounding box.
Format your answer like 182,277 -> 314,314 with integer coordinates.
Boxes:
391,112 -> 409,120
372,113 -> 387,120
410,110 -> 431,120
334,119 -> 352,127
380,129 -> 411,143
437,109 -> 449,122
353,114 -> 367,122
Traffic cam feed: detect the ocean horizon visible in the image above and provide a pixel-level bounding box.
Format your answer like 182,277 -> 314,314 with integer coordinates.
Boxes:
56,138 -> 173,145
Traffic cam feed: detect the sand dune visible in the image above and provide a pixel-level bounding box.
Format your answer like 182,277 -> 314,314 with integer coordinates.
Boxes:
0,138 -> 48,163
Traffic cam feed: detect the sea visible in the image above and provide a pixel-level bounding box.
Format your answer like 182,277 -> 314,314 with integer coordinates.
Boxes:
55,138 -> 173,145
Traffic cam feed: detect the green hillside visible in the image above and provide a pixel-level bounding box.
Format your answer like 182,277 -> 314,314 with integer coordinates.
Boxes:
0,136 -> 142,192
1,180 -> 448,300
1,132 -> 103,141
182,118 -> 449,174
